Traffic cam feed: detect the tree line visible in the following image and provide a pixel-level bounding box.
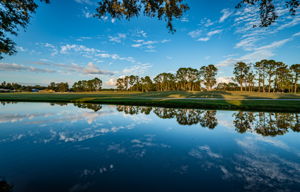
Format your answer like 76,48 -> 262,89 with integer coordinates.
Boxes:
116,65 -> 218,92
116,60 -> 300,93
0,78 -> 102,92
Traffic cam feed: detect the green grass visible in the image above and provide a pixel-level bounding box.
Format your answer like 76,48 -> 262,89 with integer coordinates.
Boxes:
1,91 -> 300,112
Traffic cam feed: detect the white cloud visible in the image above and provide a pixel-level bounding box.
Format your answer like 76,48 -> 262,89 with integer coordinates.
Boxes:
217,38 -> 291,67
122,64 -> 152,75
60,44 -> 102,54
0,62 -> 55,73
235,36 -> 260,51
43,43 -> 58,56
82,7 -> 94,18
76,36 -> 92,41
255,38 -> 291,51
198,37 -> 210,42
74,0 -> 94,5
136,30 -> 147,38
108,33 -> 126,43
83,62 -> 114,75
219,9 -> 233,23
131,39 -> 170,52
207,29 -> 223,36
188,30 -> 202,38
197,29 -> 223,42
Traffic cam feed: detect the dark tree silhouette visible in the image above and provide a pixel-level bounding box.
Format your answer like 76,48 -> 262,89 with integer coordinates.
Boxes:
236,0 -> 299,27
0,0 -> 49,59
95,0 -> 189,33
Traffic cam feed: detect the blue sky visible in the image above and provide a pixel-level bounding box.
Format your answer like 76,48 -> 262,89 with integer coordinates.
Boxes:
0,0 -> 300,88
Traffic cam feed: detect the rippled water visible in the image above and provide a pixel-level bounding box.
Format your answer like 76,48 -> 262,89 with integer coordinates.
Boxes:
0,102 -> 300,192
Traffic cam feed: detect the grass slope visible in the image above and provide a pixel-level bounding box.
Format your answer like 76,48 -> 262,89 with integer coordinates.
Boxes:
0,91 -> 300,112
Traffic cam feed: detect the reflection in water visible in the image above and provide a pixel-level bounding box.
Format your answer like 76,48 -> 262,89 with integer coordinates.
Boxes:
0,102 -> 300,192
115,105 -> 300,135
117,105 -> 218,129
0,179 -> 13,192
233,111 -> 300,136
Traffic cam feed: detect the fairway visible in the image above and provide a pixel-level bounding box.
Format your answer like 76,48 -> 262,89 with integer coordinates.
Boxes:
1,91 -> 300,112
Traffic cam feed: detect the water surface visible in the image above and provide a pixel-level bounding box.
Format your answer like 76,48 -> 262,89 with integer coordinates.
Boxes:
0,102 -> 300,192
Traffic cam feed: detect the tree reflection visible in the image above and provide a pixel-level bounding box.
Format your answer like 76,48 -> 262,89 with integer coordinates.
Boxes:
68,104 -> 299,136
233,112 -> 300,136
73,103 -> 102,112
116,105 -> 218,129
199,110 -> 218,129
233,112 -> 255,133
0,179 -> 13,192
0,101 -> 17,106
116,105 -> 152,115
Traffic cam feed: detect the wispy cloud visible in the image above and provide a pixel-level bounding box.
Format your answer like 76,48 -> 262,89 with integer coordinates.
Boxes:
122,64 -> 152,75
198,29 -> 223,42
131,39 -> 170,52
82,7 -> 94,18
0,63 -> 55,73
219,9 -> 233,23
136,30 -> 147,38
108,33 -> 126,43
188,29 -> 202,38
33,60 -> 114,75
217,37 -> 293,67
83,62 -> 114,75
74,0 -> 95,6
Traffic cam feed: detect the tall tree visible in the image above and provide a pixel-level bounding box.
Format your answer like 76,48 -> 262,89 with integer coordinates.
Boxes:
255,60 -> 266,92
0,0 -> 49,59
199,65 -> 217,91
140,76 -> 153,92
116,78 -> 125,90
277,65 -> 292,92
264,60 -> 277,92
290,64 -> 300,93
233,62 -> 249,91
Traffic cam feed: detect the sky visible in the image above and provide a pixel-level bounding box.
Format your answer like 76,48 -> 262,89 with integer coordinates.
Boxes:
0,0 -> 300,88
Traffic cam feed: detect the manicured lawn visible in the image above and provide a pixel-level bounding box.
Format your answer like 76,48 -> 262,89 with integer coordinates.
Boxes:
0,91 -> 300,112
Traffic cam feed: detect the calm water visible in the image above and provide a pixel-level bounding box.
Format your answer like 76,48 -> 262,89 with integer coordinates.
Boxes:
0,102 -> 300,192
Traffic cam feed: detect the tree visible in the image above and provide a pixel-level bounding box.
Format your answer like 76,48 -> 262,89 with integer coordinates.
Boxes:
0,0 -> 49,59
290,64 -> 300,93
233,62 -> 249,91
255,60 -> 266,92
199,65 -> 217,91
246,71 -> 255,92
264,60 -> 278,92
116,78 -> 125,90
154,73 -> 175,91
72,78 -> 102,92
95,0 -> 189,33
236,0 -> 299,27
141,76 -> 153,92
277,65 -> 292,92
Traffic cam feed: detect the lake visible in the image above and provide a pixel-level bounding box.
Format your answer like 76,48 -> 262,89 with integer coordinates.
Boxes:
0,102 -> 300,192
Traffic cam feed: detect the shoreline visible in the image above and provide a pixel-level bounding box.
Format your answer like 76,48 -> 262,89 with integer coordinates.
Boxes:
1,92 -> 300,112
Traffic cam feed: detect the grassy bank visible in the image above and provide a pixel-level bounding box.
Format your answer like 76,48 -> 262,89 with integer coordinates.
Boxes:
0,91 -> 300,112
